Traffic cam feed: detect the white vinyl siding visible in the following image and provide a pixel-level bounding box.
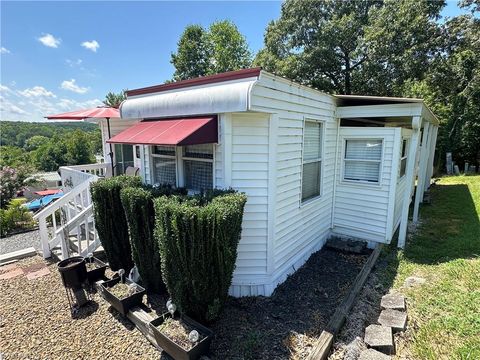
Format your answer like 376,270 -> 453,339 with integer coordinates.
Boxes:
333,128 -> 396,243
301,120 -> 323,202
343,139 -> 382,183
229,113 -> 270,279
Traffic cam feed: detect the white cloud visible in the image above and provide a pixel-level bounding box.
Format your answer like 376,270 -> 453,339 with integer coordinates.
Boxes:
18,86 -> 56,98
0,99 -> 29,116
1,47 -> 10,54
0,84 -> 13,95
81,40 -> 99,52
66,58 -> 83,67
38,33 -> 61,48
60,79 -> 89,94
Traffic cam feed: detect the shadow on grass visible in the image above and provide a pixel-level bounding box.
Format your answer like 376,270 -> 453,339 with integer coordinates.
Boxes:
404,183 -> 480,265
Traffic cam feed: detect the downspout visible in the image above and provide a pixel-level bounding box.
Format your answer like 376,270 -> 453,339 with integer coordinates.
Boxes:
106,117 -> 115,176
330,115 -> 341,230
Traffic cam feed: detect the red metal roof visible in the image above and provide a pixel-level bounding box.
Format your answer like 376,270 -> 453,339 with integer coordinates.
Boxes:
126,67 -> 262,97
34,189 -> 62,196
107,116 -> 218,146
45,106 -> 119,120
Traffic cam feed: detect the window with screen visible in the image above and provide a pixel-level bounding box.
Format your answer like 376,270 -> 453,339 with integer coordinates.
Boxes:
301,120 -> 323,202
152,146 -> 176,186
183,144 -> 213,191
399,139 -> 408,178
343,139 -> 382,183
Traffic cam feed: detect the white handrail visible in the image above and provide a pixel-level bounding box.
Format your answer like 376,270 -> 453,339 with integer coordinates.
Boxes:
34,173 -> 101,259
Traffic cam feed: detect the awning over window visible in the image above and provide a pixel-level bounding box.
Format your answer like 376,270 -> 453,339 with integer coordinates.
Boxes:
106,116 -> 218,146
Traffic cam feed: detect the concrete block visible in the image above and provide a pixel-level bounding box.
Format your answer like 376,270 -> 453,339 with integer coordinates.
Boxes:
381,293 -> 406,311
0,268 -> 24,280
26,267 -> 50,280
359,348 -> 391,360
378,309 -> 407,332
404,276 -> 426,287
364,325 -> 394,354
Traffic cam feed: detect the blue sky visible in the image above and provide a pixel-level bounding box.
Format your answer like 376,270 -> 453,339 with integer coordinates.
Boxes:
0,1 -> 469,122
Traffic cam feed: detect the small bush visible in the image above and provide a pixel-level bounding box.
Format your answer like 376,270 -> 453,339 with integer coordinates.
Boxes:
154,190 -> 247,322
90,175 -> 142,271
0,198 -> 36,237
120,184 -> 186,293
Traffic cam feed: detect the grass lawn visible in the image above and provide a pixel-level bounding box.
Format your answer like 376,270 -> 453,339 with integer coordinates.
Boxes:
385,175 -> 480,359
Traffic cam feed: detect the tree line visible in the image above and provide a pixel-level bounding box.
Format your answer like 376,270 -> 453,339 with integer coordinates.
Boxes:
171,1 -> 480,170
0,121 -> 102,172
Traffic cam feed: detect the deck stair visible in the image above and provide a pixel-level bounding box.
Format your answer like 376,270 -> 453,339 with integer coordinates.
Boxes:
33,164 -> 107,261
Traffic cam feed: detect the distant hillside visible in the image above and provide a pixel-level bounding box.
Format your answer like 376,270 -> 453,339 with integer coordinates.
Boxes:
0,121 -> 98,148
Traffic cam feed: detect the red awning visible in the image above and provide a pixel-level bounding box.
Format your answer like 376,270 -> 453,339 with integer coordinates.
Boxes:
107,116 -> 218,146
46,106 -> 119,120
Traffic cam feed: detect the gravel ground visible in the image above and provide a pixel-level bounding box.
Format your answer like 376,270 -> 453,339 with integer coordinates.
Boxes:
0,256 -> 163,360
0,229 -> 41,255
210,248 -> 369,360
0,249 -> 369,360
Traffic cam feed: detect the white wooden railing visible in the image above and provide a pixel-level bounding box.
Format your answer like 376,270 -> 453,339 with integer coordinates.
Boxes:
60,163 -> 109,193
33,163 -> 110,259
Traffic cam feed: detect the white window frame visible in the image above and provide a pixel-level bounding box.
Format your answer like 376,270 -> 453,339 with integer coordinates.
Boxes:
300,117 -> 325,205
341,137 -> 384,186
398,138 -> 408,179
150,144 -> 215,191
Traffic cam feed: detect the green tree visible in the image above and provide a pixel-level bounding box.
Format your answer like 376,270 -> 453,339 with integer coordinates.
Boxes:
103,90 -> 126,109
0,146 -> 29,167
207,20 -> 252,74
24,135 -> 49,152
66,129 -> 95,165
254,0 -> 382,94
171,25 -> 211,81
32,136 -> 69,171
171,20 -> 252,80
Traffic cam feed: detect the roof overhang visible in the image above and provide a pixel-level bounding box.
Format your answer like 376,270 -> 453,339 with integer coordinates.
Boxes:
106,116 -> 218,146
335,95 -> 439,126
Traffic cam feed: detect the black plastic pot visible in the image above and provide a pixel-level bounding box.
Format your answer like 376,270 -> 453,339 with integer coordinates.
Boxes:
150,312 -> 214,360
58,256 -> 87,289
85,257 -> 107,283
100,277 -> 145,316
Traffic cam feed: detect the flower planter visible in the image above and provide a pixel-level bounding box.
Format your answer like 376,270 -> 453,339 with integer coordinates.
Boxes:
149,312 -> 214,360
100,277 -> 146,316
57,256 -> 87,289
85,257 -> 107,283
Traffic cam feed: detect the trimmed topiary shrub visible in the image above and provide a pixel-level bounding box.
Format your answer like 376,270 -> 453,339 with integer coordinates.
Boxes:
90,175 -> 142,271
154,190 -> 247,322
120,184 -> 186,293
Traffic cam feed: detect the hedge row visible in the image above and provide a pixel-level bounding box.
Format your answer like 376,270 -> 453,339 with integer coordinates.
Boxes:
154,190 -> 247,322
120,184 -> 186,293
90,175 -> 142,271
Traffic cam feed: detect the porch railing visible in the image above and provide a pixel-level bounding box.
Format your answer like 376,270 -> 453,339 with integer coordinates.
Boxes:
60,163 -> 109,193
33,163 -> 110,260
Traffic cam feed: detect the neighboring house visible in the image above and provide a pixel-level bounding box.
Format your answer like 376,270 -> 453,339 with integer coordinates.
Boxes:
39,68 -> 439,297
24,171 -> 62,200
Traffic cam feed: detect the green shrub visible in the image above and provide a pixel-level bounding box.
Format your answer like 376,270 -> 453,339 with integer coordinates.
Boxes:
0,198 -> 36,237
154,190 -> 247,322
90,175 -> 142,271
120,184 -> 186,293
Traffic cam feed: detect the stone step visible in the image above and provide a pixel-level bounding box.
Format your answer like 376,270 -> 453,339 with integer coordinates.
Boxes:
381,293 -> 406,311
364,324 -> 394,355
378,309 -> 407,332
359,348 -> 391,360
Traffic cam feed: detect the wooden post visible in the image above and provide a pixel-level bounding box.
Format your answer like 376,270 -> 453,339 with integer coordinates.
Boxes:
424,126 -> 438,192
398,116 -> 422,248
413,122 -> 431,223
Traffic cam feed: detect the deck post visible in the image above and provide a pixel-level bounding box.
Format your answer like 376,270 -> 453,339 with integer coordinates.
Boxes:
424,126 -> 438,192
38,215 -> 51,258
413,122 -> 431,222
398,116 -> 422,248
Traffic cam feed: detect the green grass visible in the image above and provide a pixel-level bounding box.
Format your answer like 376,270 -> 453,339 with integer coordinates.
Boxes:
386,175 -> 480,359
